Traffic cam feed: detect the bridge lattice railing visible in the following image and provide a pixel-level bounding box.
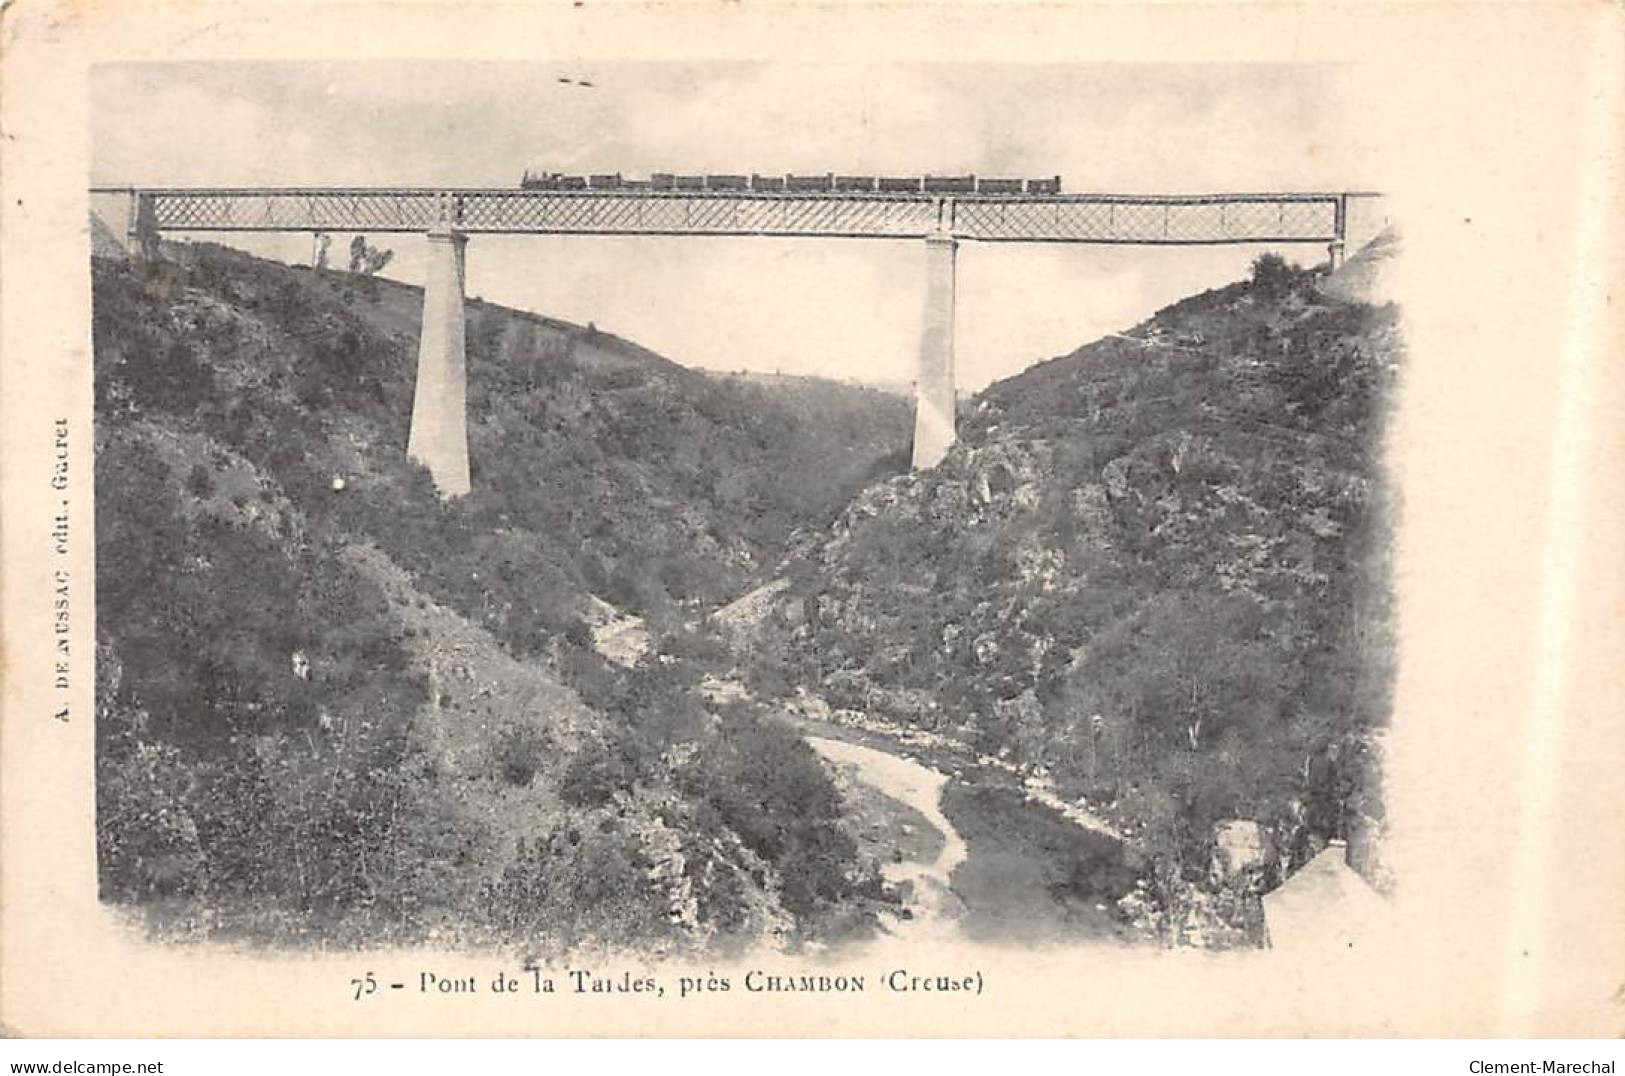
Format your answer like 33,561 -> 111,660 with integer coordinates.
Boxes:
122,187 -> 1345,244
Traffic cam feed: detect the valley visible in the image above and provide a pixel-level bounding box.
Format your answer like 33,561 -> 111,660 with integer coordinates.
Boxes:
91,233 -> 1398,954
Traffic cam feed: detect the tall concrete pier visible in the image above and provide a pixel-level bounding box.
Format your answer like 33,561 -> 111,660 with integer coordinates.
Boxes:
407,227 -> 471,497
912,232 -> 958,470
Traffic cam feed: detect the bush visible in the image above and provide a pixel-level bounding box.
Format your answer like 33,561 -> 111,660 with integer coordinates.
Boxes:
559,736 -> 642,807
184,463 -> 215,499
490,721 -> 550,787
478,814 -> 674,948
1250,252 -> 1309,301
680,713 -> 861,922
96,735 -> 207,901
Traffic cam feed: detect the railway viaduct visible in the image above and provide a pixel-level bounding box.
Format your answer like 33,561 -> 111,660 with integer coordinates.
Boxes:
90,184 -> 1383,497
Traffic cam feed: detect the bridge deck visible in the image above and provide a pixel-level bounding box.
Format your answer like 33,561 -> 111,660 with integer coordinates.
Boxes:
99,187 -> 1353,245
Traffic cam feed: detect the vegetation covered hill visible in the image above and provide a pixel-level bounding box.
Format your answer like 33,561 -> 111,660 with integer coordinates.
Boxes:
92,234 -> 1399,952
97,242 -> 911,645
745,253 -> 1400,936
91,242 -> 908,949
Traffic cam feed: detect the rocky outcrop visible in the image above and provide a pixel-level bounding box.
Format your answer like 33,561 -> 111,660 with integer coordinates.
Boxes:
1320,229 -> 1402,306
708,577 -> 793,646
1210,819 -> 1270,887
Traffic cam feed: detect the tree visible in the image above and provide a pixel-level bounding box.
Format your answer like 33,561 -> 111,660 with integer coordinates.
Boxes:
348,236 -> 394,276
1249,252 -> 1304,301
347,236 -> 395,301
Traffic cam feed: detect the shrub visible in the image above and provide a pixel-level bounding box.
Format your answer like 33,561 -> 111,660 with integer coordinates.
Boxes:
96,735 -> 207,901
563,619 -> 594,650
1250,252 -> 1309,301
559,738 -> 640,807
490,721 -> 550,787
184,463 -> 215,499
680,713 -> 859,922
478,814 -> 674,948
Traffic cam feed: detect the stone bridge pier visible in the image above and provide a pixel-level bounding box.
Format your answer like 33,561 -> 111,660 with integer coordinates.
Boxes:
912,231 -> 958,470
407,226 -> 472,497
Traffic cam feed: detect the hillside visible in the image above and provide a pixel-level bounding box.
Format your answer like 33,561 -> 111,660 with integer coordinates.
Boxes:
95,243 -> 912,639
742,252 -> 1401,942
700,370 -> 915,518
91,242 -> 908,949
91,236 -> 1401,951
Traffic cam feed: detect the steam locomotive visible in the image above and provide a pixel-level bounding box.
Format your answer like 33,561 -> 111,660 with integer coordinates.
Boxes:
519,170 -> 1063,195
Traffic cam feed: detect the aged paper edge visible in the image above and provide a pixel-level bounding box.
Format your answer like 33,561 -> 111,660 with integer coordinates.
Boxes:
2,0 -> 1623,1039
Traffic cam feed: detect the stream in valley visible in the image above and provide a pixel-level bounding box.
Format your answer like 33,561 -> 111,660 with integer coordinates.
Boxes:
804,725 -> 1139,946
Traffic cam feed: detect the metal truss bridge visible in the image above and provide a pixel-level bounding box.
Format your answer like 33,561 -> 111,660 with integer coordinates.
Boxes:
90,183 -> 1383,495
101,186 -> 1358,246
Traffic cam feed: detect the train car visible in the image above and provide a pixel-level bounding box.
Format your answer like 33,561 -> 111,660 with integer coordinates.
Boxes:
924,174 -> 977,193
524,169 -> 1062,196
976,177 -> 1024,194
787,173 -> 835,192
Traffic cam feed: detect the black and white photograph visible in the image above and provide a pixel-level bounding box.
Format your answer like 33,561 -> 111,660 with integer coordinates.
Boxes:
3,0 -> 1623,1050
84,57 -> 1400,959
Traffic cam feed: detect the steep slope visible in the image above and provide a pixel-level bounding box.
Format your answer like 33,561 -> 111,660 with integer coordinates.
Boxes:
700,371 -> 914,519
749,252 -> 1400,939
95,242 -> 911,647
91,243 -> 899,949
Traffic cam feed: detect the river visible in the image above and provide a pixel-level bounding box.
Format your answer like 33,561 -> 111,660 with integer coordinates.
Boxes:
806,736 -> 969,942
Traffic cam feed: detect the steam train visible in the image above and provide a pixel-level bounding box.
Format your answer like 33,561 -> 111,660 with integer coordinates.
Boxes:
519,170 -> 1063,195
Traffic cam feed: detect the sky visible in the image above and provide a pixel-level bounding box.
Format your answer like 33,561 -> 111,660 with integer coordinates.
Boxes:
91,61 -> 1373,390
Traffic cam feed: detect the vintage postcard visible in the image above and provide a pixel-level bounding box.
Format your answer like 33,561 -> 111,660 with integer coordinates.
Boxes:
2,0 -> 1622,1039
